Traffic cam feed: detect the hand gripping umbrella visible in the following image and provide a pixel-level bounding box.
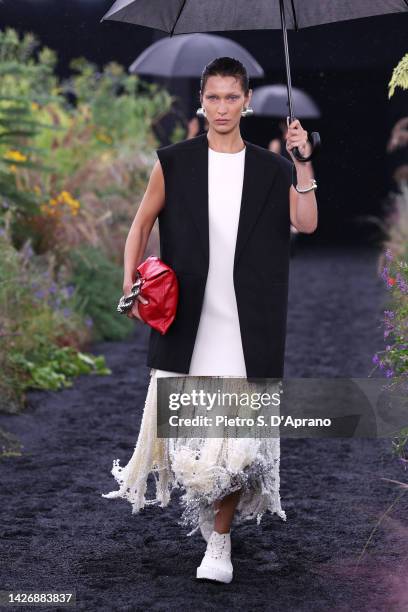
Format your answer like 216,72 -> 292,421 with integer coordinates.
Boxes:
101,0 -> 408,163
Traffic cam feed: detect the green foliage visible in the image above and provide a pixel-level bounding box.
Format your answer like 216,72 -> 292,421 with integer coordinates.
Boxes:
376,252 -> 408,378
0,28 -> 66,232
0,229 -> 110,408
9,346 -> 111,392
0,28 -> 60,101
0,26 -> 175,411
0,95 -> 52,220
0,27 -> 172,244
67,57 -> 173,148
374,192 -> 408,471
388,52 -> 408,98
66,244 -> 134,342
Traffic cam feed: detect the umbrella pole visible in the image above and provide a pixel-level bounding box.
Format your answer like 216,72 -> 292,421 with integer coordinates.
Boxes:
278,0 -> 321,162
279,0 -> 295,122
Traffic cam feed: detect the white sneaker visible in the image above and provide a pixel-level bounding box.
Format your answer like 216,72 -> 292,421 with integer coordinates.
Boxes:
198,504 -> 215,543
196,530 -> 233,583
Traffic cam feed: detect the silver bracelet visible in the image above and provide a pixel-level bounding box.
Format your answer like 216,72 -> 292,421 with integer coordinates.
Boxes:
295,178 -> 317,193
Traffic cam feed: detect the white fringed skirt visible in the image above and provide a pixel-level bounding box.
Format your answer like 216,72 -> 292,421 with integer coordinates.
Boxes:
101,368 -> 286,536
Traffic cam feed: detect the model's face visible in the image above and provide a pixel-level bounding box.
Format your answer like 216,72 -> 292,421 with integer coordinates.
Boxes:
200,75 -> 251,133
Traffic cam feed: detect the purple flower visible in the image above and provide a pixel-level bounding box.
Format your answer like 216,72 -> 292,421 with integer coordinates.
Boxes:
385,248 -> 393,261
396,274 -> 408,294
85,316 -> 93,328
372,354 -> 380,365
385,369 -> 394,378
63,307 -> 71,318
384,311 -> 395,334
65,284 -> 75,297
34,288 -> 46,300
381,266 -> 389,280
49,283 -> 57,294
0,228 -> 5,236
399,457 -> 408,470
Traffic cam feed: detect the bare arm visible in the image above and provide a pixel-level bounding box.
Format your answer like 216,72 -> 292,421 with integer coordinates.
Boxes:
123,159 -> 165,320
286,118 -> 318,234
289,160 -> 318,234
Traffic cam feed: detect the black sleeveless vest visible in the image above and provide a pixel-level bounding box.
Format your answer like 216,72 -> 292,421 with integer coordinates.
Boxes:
146,132 -> 296,378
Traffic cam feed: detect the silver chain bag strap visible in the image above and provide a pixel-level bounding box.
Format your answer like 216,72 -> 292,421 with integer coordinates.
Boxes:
117,271 -> 145,314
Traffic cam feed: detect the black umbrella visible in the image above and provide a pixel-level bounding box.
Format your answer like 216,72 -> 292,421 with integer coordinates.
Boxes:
251,84 -> 320,119
129,33 -> 264,78
101,0 -> 408,162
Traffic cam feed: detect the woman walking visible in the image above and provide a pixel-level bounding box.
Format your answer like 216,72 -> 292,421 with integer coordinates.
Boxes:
102,56 -> 318,583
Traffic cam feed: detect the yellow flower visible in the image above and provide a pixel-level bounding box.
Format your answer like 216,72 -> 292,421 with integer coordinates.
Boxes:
4,149 -> 27,162
31,102 -> 39,111
45,190 -> 81,216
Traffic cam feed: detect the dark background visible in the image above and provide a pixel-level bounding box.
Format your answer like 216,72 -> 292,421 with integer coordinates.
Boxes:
2,0 -> 407,244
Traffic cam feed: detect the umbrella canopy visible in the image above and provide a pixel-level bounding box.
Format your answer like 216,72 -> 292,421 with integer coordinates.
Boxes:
251,84 -> 320,119
129,32 -> 264,78
101,0 -> 408,161
101,0 -> 408,33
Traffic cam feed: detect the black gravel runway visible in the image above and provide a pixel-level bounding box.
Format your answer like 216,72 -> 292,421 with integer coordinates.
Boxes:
1,244 -> 407,612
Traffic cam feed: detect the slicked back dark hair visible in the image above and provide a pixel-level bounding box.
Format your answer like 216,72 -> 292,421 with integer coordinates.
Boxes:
200,57 -> 250,97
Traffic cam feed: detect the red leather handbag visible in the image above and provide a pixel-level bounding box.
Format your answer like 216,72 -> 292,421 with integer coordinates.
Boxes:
117,256 -> 179,335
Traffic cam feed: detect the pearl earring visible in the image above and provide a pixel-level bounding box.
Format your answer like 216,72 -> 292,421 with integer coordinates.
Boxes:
196,106 -> 254,117
241,106 -> 254,117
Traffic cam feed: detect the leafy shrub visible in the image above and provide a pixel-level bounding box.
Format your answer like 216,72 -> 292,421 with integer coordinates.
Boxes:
66,243 -> 134,342
0,227 -> 109,410
10,346 -> 111,392
372,186 -> 408,470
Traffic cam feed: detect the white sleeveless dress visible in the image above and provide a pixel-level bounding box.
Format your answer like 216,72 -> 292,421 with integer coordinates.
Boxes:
101,145 -> 286,535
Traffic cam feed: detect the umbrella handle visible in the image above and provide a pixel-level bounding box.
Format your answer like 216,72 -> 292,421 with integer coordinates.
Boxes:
279,0 -> 321,164
291,131 -> 321,163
